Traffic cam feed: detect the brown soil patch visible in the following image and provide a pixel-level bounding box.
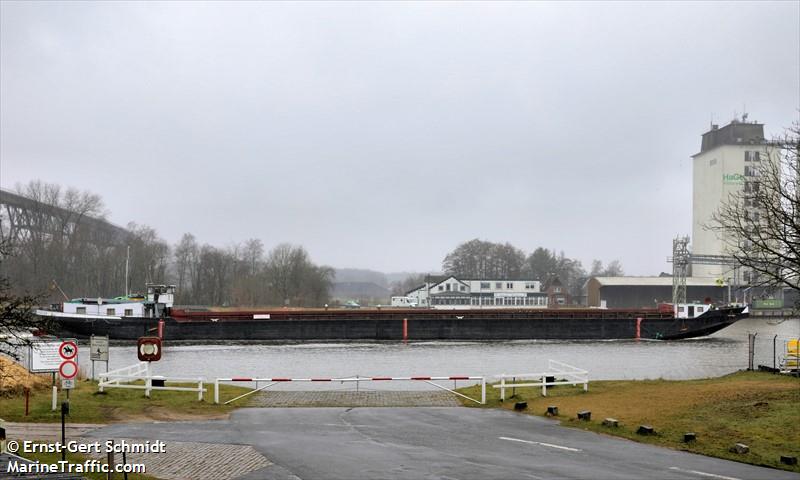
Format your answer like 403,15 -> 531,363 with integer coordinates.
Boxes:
104,405 -> 231,423
0,356 -> 51,397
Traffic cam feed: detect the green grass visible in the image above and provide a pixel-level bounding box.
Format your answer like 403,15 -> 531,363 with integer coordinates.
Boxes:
0,379 -> 253,423
9,449 -> 160,480
456,371 -> 800,472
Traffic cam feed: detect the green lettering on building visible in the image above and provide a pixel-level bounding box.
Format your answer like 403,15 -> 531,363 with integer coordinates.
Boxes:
723,173 -> 745,184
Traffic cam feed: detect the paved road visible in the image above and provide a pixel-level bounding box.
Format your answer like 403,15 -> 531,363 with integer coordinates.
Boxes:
88,407 -> 800,480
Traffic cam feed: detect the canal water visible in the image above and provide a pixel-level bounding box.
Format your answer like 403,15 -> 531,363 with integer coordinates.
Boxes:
79,317 -> 798,390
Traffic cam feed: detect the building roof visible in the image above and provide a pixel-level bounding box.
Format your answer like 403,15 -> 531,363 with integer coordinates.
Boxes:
695,119 -> 765,155
591,276 -> 722,287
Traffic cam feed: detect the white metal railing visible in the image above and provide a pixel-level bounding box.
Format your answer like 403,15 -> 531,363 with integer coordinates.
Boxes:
98,362 -> 206,401
214,375 -> 486,405
495,360 -> 589,399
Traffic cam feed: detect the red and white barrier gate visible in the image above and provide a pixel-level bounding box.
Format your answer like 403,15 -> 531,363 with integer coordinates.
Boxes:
214,375 -> 486,405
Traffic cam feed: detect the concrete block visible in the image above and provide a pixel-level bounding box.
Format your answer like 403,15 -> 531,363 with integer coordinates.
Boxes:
729,443 -> 749,454
636,425 -> 655,435
602,418 -> 618,427
683,432 -> 696,442
577,410 -> 591,421
546,406 -> 558,416
780,456 -> 797,466
513,402 -> 527,411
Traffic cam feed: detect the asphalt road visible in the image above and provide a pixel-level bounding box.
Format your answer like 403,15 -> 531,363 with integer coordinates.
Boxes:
88,407 -> 800,480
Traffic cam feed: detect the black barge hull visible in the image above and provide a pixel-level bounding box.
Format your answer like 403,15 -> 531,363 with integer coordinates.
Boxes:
47,307 -> 746,341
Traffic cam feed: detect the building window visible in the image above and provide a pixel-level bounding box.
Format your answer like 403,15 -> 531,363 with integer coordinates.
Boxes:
525,283 -> 536,290
506,282 -> 513,289
125,309 -> 133,316
106,308 -> 115,315
76,307 -> 86,314
459,285 -> 465,292
745,151 -> 761,162
744,165 -> 759,177
744,181 -> 760,194
495,282 -> 502,289
438,285 -> 444,291
709,158 -> 717,166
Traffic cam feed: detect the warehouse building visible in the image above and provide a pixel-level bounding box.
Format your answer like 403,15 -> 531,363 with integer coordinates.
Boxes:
585,277 -> 726,309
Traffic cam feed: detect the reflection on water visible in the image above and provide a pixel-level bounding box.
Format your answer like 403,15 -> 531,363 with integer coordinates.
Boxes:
78,317 -> 799,391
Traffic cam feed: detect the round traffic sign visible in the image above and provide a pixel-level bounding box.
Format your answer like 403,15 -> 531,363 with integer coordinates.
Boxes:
59,360 -> 78,379
59,341 -> 78,360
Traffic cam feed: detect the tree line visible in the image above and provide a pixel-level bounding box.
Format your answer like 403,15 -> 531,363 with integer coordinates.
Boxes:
0,181 -> 333,307
441,238 -> 624,297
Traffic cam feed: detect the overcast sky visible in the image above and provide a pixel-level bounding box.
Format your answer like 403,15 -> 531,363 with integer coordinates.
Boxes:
1,1 -> 798,275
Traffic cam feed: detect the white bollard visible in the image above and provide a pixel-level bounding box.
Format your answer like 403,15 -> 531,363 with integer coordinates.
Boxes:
52,386 -> 57,411
198,380 -> 204,402
145,362 -> 152,398
214,379 -> 219,404
480,377 -> 486,405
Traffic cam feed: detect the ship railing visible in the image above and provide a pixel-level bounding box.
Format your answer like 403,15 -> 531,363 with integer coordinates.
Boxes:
495,360 -> 588,399
98,361 -> 206,401
213,375 -> 486,406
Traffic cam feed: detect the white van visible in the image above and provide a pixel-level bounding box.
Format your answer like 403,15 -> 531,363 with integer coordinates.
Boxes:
391,296 -> 418,307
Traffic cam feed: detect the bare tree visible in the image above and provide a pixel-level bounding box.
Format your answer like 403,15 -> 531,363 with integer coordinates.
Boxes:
0,239 -> 52,360
710,121 -> 800,295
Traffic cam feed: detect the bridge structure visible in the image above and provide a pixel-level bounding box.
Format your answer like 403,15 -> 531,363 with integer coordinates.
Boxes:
0,187 -> 131,246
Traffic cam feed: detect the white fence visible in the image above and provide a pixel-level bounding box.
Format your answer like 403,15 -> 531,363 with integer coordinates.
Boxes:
98,362 -> 206,401
214,375 -> 486,405
495,360 -> 589,400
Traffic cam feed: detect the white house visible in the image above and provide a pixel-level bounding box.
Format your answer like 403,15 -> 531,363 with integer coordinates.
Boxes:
405,276 -> 547,309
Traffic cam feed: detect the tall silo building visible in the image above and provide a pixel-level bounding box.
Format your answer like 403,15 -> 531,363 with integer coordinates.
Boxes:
691,116 -> 770,280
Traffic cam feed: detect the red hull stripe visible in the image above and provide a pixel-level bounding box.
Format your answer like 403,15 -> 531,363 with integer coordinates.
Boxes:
231,378 -> 252,382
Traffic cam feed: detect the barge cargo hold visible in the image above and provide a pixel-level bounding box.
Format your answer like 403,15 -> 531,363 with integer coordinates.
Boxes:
40,305 -> 747,341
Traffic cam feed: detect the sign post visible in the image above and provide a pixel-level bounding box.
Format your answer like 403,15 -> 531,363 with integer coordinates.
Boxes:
90,335 -> 109,380
58,340 -> 78,398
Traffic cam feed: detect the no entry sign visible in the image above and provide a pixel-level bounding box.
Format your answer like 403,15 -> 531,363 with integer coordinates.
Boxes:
59,360 -> 78,379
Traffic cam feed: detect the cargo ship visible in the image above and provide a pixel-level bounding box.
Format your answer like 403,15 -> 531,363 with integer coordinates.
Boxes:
36,285 -> 748,341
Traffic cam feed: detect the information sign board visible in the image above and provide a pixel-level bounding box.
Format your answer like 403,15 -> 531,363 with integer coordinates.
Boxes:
29,341 -> 61,373
90,335 -> 109,361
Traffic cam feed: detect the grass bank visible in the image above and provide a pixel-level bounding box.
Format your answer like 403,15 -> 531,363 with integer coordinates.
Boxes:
456,371 -> 800,472
0,379 -> 252,423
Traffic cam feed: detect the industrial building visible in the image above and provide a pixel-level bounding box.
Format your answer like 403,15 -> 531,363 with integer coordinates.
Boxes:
691,116 -> 773,279
585,277 -> 726,309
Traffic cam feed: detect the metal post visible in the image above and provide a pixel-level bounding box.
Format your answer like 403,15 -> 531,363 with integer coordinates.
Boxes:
60,401 -> 67,462
107,440 -> 115,480
122,450 -> 128,480
198,380 -> 204,402
214,379 -> 219,404
500,375 -> 505,401
481,377 -> 486,405
774,334 -> 778,371
542,375 -> 547,397
52,386 -> 57,411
